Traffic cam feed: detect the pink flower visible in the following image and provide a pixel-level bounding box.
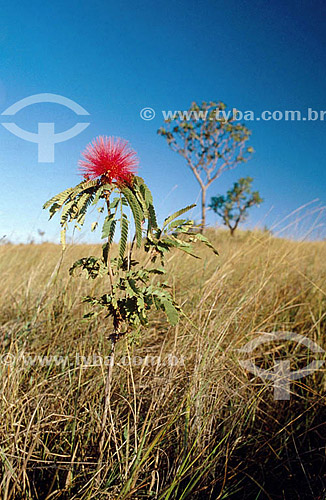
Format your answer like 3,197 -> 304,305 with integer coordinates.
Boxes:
79,136 -> 138,185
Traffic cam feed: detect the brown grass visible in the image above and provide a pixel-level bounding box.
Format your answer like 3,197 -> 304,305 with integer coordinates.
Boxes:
0,230 -> 325,499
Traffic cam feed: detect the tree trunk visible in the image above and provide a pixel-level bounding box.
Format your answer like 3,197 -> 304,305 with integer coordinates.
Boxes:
230,227 -> 235,236
201,188 -> 206,233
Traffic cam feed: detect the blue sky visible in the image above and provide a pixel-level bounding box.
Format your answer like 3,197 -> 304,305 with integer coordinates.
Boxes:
0,0 -> 325,242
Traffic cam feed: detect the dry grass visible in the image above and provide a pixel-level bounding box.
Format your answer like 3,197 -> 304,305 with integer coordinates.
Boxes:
0,230 -> 325,499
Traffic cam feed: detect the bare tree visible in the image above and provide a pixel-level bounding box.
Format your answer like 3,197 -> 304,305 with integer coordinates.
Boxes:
158,101 -> 253,231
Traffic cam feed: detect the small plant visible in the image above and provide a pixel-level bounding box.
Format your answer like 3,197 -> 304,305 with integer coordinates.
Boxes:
209,176 -> 263,236
43,135 -> 218,459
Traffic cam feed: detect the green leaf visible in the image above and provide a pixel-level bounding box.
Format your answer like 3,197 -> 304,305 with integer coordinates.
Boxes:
43,185 -> 79,210
167,218 -> 188,230
43,180 -> 97,210
133,176 -> 158,231
119,214 -> 129,260
148,267 -> 166,275
109,197 -> 120,209
192,233 -> 219,255
134,176 -> 153,205
108,220 -> 116,244
160,298 -> 179,326
76,192 -> 95,225
102,213 -> 115,239
122,187 -> 144,247
177,246 -> 200,259
163,204 -> 196,230
148,204 -> 158,231
60,198 -> 77,224
49,202 -> 61,219
91,186 -> 104,205
69,256 -> 108,279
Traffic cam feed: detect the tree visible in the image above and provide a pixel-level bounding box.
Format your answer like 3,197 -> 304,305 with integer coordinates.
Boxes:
158,101 -> 253,232
209,176 -> 263,236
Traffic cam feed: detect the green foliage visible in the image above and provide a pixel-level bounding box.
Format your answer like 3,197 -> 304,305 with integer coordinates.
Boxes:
69,256 -> 108,279
83,267 -> 180,328
162,204 -> 196,230
209,176 -> 263,236
119,213 -> 129,260
101,213 -> 116,240
121,186 -> 143,247
43,179 -> 100,249
44,174 -> 218,339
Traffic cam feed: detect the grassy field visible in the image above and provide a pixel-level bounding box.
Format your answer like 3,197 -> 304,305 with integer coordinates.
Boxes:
0,230 -> 325,499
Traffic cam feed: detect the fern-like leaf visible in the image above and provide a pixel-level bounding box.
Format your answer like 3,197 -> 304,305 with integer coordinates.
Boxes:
119,214 -> 129,260
121,187 -> 143,247
76,192 -> 96,225
192,233 -> 219,255
133,176 -> 158,232
102,213 -> 115,239
162,204 -> 196,230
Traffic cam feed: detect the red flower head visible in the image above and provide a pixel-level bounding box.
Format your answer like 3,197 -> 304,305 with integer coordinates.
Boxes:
79,136 -> 138,185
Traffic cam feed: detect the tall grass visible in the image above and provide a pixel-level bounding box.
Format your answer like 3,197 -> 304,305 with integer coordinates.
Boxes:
0,230 -> 325,499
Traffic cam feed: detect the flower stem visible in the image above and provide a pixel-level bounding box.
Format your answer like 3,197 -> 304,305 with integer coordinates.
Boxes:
98,334 -> 116,458
104,197 -> 115,292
